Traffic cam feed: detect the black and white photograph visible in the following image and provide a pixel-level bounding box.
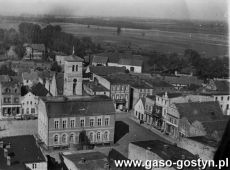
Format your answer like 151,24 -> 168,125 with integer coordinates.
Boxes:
0,0 -> 229,169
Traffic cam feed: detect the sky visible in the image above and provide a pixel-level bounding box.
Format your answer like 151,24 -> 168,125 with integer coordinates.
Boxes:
0,0 -> 228,21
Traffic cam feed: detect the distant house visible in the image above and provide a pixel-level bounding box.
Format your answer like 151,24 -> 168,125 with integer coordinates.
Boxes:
60,152 -> 109,170
6,46 -> 18,60
0,79 -> 21,119
22,71 -> 39,87
83,80 -> 110,96
134,98 -> 145,122
176,101 -> 227,140
91,55 -> 108,66
162,75 -> 203,90
129,140 -> 198,170
21,92 -> 39,116
38,96 -> 115,150
0,135 -> 47,170
108,58 -> 143,73
24,44 -> 45,60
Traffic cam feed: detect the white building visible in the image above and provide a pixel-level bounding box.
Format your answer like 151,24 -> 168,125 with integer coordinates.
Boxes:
21,92 -> 39,116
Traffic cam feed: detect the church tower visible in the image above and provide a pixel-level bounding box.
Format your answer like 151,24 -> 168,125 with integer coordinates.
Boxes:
63,47 -> 84,96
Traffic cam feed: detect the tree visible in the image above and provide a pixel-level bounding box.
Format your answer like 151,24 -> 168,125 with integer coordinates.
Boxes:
79,130 -> 91,149
117,25 -> 121,35
15,44 -> 25,59
51,61 -> 62,72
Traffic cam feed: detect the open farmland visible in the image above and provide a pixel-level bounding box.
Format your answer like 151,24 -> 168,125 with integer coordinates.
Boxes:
0,18 -> 228,58
53,22 -> 228,58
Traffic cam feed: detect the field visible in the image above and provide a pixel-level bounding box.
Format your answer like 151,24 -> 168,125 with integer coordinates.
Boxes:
0,17 -> 228,58
55,22 -> 228,58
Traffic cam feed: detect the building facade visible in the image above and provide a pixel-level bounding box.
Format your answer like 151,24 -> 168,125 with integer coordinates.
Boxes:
63,56 -> 84,96
21,92 -> 39,116
0,81 -> 21,119
38,96 -> 115,150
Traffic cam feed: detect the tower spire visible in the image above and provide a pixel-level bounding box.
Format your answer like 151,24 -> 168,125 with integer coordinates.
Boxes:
72,46 -> 75,55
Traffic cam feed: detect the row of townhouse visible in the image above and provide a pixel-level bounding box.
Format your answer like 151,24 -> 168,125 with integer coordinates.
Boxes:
38,95 -> 115,149
134,92 -> 228,141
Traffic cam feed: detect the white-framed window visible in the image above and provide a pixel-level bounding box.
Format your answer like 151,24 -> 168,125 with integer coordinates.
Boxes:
80,118 -> 85,127
96,132 -> 101,141
54,134 -> 59,144
62,120 -> 67,129
89,132 -> 94,142
70,119 -> 75,128
62,134 -> 67,143
105,117 -> 110,126
97,118 -> 102,126
104,131 -> 109,141
69,133 -> 75,143
54,120 -> 59,129
90,118 -> 94,127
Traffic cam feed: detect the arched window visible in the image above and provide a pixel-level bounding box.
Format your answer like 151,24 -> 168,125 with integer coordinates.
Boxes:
62,134 -> 67,143
96,132 -> 101,141
89,132 -> 94,142
69,133 -> 74,143
104,131 -> 109,141
72,65 -> 75,72
73,79 -> 77,95
54,135 -> 59,144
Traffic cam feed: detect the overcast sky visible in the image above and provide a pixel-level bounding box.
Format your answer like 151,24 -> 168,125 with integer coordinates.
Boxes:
0,0 -> 228,21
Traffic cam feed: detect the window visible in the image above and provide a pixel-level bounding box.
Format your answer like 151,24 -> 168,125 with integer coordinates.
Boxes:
105,118 -> 109,126
15,89 -> 17,93
69,134 -> 74,143
215,97 -> 218,101
70,119 -> 75,128
31,108 -> 35,114
80,119 -> 85,127
96,132 -> 101,141
104,131 -> 109,141
228,96 -> 230,101
121,86 -> 124,91
62,134 -> 67,143
116,94 -> 119,99
227,104 -> 229,110
75,65 -> 78,71
97,118 -> 102,126
90,119 -> 94,127
125,94 -> 128,99
62,120 -> 67,129
32,163 -> 37,169
27,101 -> 29,105
54,120 -> 59,129
26,108 -> 29,114
72,65 -> 75,71
89,132 -> 94,142
54,135 -> 59,144
30,101 -> 32,105
221,97 -> 223,101
14,98 -> 19,103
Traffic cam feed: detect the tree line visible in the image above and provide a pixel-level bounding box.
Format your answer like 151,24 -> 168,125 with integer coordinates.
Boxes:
0,22 -> 100,60
146,49 -> 229,79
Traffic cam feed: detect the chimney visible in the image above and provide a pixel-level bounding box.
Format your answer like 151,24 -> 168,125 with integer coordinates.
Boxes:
7,155 -> 11,166
0,141 -> 3,148
4,148 -> 8,158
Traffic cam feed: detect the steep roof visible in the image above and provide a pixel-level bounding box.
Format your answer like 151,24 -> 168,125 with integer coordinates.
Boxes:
0,135 -> 46,170
89,66 -> 126,76
65,55 -> 84,62
145,78 -> 174,88
63,152 -> 107,170
156,92 -> 183,98
131,140 -> 197,169
31,44 -> 45,51
162,76 -> 203,86
214,80 -> 230,92
92,55 -> 108,64
84,81 -> 109,92
175,101 -> 224,123
118,58 -> 143,67
31,82 -> 49,97
188,136 -> 218,148
42,96 -> 115,118
22,71 -> 38,81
